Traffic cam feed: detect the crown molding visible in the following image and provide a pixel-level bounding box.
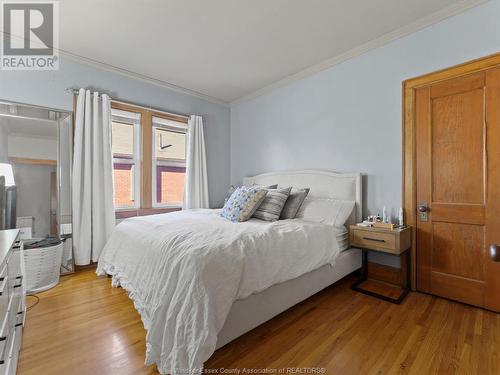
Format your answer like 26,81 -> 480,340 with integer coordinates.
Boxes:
231,0 -> 489,106
59,51 -> 230,107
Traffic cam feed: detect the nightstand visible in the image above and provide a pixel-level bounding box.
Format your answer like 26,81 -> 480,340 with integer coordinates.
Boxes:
350,225 -> 412,304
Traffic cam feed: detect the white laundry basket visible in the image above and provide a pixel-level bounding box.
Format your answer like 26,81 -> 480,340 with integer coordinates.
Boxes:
24,238 -> 64,293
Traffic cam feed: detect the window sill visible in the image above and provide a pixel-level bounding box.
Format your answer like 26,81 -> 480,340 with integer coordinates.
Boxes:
115,207 -> 181,220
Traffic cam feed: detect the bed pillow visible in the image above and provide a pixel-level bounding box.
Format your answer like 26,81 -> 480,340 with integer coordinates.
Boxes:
223,184 -> 277,205
295,198 -> 355,227
255,183 -> 278,189
253,187 -> 292,222
221,186 -> 268,222
279,187 -> 310,219
223,185 -> 238,205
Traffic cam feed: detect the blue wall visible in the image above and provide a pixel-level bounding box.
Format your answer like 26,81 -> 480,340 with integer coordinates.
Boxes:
0,57 -> 231,207
1,1 -> 499,266
230,0 -> 500,266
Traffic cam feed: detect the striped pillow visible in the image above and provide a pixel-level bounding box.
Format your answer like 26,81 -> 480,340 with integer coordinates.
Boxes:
253,187 -> 292,221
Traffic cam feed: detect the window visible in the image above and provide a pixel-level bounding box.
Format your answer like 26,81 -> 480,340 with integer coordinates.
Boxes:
152,116 -> 187,207
111,109 -> 141,209
110,102 -> 189,217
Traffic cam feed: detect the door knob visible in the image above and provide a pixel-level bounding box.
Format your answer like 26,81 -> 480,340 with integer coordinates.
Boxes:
418,205 -> 428,213
490,244 -> 500,262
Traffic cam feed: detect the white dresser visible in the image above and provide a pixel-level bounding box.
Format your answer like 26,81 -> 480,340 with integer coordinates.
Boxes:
0,230 -> 25,375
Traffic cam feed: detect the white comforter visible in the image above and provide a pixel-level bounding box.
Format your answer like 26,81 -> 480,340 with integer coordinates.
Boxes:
96,209 -> 341,374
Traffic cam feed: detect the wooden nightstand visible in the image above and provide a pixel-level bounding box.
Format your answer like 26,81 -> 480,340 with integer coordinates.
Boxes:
350,225 -> 412,304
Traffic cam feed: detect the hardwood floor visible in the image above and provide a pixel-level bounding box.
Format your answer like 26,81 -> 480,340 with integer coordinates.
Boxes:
18,269 -> 500,375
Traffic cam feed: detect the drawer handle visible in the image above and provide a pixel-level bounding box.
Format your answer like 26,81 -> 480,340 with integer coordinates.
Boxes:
0,277 -> 8,296
363,237 -> 386,243
0,332 -> 8,364
13,275 -> 22,288
15,311 -> 24,328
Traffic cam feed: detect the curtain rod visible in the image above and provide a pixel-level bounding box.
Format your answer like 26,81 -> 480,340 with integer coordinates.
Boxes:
65,88 -> 191,120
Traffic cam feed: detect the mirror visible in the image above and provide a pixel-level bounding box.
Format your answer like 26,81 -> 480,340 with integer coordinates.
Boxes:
0,100 -> 74,274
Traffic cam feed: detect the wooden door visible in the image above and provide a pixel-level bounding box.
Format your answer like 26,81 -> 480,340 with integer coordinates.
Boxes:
416,69 -> 500,311
485,68 -> 500,312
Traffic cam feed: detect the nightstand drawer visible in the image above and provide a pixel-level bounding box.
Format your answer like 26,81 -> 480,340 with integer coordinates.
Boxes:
351,229 -> 398,253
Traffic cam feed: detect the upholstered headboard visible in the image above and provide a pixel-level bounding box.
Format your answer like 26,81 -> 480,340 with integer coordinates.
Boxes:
243,169 -> 362,226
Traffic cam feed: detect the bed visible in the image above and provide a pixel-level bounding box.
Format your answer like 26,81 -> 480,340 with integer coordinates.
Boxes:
97,170 -> 362,374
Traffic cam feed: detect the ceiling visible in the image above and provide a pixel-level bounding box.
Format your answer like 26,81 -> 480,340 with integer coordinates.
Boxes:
56,0 -> 479,103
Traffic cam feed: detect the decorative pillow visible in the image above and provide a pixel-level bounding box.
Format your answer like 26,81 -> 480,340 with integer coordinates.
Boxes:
280,187 -> 310,219
295,198 -> 355,227
223,185 -> 238,205
223,184 -> 277,205
221,186 -> 268,222
253,187 -> 292,222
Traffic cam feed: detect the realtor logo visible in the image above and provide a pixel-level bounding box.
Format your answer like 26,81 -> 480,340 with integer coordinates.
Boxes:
1,1 -> 59,70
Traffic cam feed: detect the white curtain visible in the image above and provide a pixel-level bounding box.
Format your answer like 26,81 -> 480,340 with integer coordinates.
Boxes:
72,89 -> 115,265
183,115 -> 209,209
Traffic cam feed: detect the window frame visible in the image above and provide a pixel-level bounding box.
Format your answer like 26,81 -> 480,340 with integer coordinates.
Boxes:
111,110 -> 141,211
151,117 -> 188,208
110,101 -> 189,218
